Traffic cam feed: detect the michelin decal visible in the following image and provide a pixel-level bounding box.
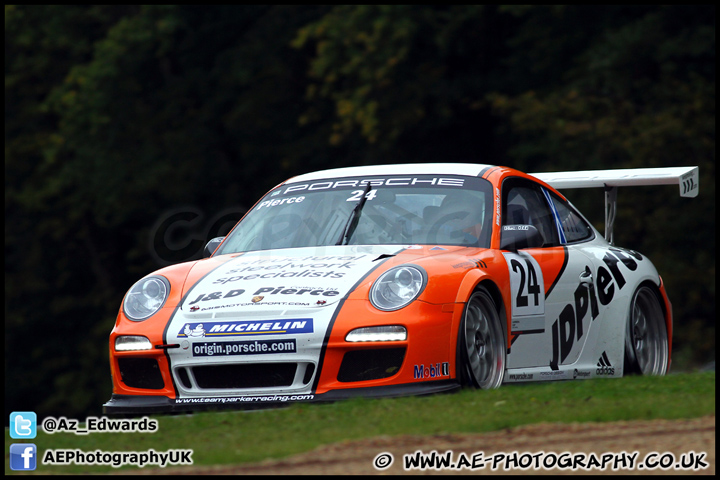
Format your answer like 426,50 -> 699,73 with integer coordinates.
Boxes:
178,319 -> 313,338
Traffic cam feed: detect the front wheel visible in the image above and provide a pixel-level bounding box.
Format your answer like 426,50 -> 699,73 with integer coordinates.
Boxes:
457,288 -> 506,389
624,285 -> 669,376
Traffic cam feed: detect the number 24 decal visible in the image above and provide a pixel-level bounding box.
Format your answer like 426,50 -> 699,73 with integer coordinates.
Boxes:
510,258 -> 541,307
503,252 -> 544,316
346,189 -> 378,202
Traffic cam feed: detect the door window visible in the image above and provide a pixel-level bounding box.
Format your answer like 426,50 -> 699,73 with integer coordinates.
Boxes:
502,178 -> 560,247
546,192 -> 594,243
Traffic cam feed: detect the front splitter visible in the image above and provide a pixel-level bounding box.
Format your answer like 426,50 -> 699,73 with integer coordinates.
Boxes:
103,380 -> 460,415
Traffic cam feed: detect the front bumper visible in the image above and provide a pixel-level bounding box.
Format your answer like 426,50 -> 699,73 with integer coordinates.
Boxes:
108,297 -> 465,413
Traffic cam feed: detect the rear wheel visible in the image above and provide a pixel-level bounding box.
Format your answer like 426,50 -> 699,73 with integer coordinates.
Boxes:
624,285 -> 669,376
457,288 -> 506,389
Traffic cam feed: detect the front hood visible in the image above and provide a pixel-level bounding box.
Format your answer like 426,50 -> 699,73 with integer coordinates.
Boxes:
179,245 -> 404,314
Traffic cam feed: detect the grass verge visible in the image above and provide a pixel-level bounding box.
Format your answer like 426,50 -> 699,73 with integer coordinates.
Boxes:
5,371 -> 715,474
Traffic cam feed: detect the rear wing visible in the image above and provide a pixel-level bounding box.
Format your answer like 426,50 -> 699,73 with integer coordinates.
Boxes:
530,166 -> 699,244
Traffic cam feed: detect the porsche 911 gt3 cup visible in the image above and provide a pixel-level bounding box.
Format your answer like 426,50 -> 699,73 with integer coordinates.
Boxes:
104,163 -> 698,413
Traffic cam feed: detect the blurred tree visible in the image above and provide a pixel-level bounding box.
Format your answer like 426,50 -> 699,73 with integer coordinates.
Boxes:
5,5 -> 335,418
292,5 -> 513,161
6,4 -> 143,418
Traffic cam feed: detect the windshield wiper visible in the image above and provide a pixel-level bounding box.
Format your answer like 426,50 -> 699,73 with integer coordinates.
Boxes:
336,183 -> 372,245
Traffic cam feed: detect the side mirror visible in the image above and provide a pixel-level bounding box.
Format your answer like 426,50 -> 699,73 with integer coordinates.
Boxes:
500,225 -> 543,252
203,237 -> 225,258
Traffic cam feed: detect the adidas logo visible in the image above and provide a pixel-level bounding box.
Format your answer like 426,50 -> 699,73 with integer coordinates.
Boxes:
596,351 -> 615,375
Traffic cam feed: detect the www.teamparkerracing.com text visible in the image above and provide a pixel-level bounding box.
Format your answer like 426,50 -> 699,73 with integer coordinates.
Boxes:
373,449 -> 709,472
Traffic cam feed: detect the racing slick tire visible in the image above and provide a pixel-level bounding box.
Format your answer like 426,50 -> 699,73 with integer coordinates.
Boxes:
457,287 -> 506,389
624,285 -> 669,376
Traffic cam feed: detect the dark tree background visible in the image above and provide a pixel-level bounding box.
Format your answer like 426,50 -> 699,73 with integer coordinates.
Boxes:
5,5 -> 715,419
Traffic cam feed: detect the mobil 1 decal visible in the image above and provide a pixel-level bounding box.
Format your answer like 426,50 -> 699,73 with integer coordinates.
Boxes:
549,246 -> 643,369
502,251 -> 545,334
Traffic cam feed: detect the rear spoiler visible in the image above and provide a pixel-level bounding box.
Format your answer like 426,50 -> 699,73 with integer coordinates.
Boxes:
530,166 -> 699,244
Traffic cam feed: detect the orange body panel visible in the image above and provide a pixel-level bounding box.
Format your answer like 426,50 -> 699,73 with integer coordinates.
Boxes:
314,299 -> 455,394
109,255 -> 239,398
309,245 -> 516,394
109,307 -> 176,398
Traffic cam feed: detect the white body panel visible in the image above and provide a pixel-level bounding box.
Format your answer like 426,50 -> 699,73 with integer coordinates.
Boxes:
505,230 -> 662,383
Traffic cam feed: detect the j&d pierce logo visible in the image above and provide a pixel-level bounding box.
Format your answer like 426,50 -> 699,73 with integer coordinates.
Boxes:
252,296 -> 264,303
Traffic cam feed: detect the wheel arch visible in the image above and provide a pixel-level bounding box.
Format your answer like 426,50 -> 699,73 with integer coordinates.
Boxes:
454,269 -> 510,351
624,279 -> 671,376
636,278 -> 673,372
475,279 -> 508,346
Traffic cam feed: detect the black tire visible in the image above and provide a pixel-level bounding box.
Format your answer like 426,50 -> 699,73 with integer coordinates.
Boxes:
457,288 -> 506,389
624,285 -> 669,376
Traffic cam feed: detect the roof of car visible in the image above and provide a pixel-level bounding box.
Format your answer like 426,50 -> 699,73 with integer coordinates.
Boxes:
285,163 -> 497,184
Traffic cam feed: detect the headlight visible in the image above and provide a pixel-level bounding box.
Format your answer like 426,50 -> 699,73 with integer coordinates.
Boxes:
370,265 -> 426,311
123,276 -> 170,321
346,325 -> 407,342
115,336 -> 153,351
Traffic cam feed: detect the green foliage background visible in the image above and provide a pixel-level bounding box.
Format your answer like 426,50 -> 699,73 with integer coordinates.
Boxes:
5,5 -> 715,420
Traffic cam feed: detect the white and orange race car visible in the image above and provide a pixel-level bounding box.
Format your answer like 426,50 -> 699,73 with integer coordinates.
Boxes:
104,163 -> 699,414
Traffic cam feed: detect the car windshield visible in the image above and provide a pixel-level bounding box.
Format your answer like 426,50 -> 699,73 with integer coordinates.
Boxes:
216,174 -> 493,254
